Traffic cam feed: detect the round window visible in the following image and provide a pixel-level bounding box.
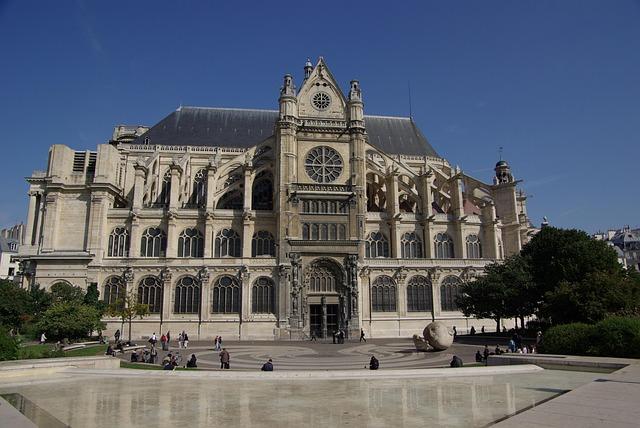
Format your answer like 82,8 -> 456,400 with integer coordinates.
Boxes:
305,146 -> 343,183
312,92 -> 331,110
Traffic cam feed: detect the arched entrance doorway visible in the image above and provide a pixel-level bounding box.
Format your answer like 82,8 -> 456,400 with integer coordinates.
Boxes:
303,258 -> 347,339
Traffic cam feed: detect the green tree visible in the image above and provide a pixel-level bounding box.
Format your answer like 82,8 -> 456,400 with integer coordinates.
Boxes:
28,283 -> 52,320
0,280 -> 32,329
36,302 -> 106,340
106,290 -> 149,342
50,282 -> 85,304
84,283 -> 106,315
543,271 -> 640,324
0,326 -> 20,361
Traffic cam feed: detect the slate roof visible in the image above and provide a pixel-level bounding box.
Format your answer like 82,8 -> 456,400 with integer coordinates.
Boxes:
131,107 -> 439,157
0,237 -> 19,253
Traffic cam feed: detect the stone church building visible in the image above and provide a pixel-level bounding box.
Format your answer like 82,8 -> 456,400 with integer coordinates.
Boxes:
17,58 -> 535,339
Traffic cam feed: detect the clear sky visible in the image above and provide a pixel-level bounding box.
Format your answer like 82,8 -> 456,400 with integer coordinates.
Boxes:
1,1 -> 638,233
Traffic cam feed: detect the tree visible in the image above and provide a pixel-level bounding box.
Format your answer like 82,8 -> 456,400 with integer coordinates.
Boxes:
36,302 -> 105,340
28,283 -> 53,320
50,282 -> 85,304
0,280 -> 32,329
84,283 -> 106,315
106,290 -> 149,342
456,255 -> 536,332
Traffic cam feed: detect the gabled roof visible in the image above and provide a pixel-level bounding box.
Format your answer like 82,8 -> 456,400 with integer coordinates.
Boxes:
130,107 -> 439,157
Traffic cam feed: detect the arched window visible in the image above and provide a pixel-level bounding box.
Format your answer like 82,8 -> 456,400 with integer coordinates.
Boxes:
407,275 -> 432,312
466,234 -> 482,259
309,262 -> 338,293
212,275 -> 240,313
302,224 -> 310,240
365,232 -> 390,258
103,276 -> 125,308
440,276 -> 463,311
252,277 -> 274,314
252,171 -> 273,210
188,168 -> 207,208
137,276 -> 163,313
216,190 -> 243,210
156,170 -> 171,206
215,228 -> 241,257
252,231 -> 275,257
401,232 -> 423,258
174,276 -> 200,314
140,227 -> 166,257
434,232 -> 454,259
371,275 -> 396,312
108,227 -> 129,257
178,228 -> 204,258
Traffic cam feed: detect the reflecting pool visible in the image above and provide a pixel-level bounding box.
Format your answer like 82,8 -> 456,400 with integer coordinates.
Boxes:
0,370 -> 597,427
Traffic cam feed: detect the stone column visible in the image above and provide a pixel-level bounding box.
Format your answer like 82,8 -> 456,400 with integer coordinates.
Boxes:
169,164 -> 181,210
321,296 -> 327,339
34,195 -> 44,248
166,213 -> 177,258
204,213 -> 214,258
451,174 -> 466,259
132,164 -> 147,210
87,193 -> 111,260
242,212 -> 254,259
205,163 -> 217,211
41,193 -> 59,252
386,170 -> 400,258
481,202 -> 499,259
129,214 -> 141,258
160,268 -> 172,325
25,191 -> 38,245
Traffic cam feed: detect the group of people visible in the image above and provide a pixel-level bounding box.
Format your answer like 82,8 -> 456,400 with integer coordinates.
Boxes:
130,347 -> 158,364
214,336 -> 223,351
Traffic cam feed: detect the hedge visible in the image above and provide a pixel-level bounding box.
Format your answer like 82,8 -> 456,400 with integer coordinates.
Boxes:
541,316 -> 640,358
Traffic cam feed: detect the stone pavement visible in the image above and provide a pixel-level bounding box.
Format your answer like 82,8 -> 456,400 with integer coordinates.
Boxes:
119,338 -> 485,370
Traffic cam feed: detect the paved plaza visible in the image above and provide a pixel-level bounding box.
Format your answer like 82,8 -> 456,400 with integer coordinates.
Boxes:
119,338 -> 485,370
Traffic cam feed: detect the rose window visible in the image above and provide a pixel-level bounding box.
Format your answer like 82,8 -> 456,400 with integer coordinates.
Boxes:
312,92 -> 331,110
305,146 -> 343,183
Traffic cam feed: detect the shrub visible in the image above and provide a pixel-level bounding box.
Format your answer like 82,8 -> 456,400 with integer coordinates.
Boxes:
36,302 -> 104,341
0,327 -> 20,361
591,316 -> 640,358
539,323 -> 596,355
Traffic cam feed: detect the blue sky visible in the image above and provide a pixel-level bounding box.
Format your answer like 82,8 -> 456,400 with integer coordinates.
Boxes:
0,1 -> 638,233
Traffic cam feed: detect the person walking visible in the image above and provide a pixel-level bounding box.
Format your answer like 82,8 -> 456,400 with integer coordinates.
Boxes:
178,332 -> 184,349
218,336 -> 223,350
166,331 -> 171,349
39,332 -> 47,345
261,358 -> 274,371
160,333 -> 167,351
453,326 -> 457,340
183,332 -> 189,349
219,348 -> 230,369
114,329 -> 121,343
360,328 -> 366,343
150,332 -> 157,347
150,346 -> 158,364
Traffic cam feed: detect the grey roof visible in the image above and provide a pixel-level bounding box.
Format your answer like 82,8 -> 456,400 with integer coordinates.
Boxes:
131,107 -> 439,157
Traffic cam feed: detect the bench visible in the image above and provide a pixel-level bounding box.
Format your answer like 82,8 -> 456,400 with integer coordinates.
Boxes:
114,345 -> 147,355
62,344 -> 87,351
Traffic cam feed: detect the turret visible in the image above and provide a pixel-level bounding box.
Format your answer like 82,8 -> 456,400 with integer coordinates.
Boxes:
494,159 -> 514,184
348,80 -> 364,130
303,58 -> 313,80
279,74 -> 298,120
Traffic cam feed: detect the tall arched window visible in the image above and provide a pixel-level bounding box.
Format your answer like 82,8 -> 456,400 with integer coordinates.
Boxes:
252,231 -> 275,257
371,275 -> 396,312
252,277 -> 274,314
440,276 -> 463,311
252,171 -> 273,210
188,168 -> 207,208
466,234 -> 482,259
212,275 -> 240,313
434,232 -> 454,259
178,228 -> 204,258
401,232 -> 423,259
156,170 -> 171,206
140,227 -> 166,257
108,227 -> 129,257
137,276 -> 163,313
365,232 -> 390,258
103,276 -> 126,308
407,275 -> 432,312
215,228 -> 241,257
309,262 -> 338,293
174,276 -> 200,314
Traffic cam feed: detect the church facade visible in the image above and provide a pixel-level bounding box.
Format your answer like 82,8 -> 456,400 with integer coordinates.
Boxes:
17,58 -> 535,339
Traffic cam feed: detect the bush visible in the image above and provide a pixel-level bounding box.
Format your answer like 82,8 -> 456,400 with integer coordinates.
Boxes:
540,323 -> 596,355
0,327 -> 20,361
36,302 -> 105,341
592,316 -> 640,358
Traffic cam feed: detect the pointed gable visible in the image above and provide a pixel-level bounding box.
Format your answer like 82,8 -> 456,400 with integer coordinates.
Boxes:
297,57 -> 347,120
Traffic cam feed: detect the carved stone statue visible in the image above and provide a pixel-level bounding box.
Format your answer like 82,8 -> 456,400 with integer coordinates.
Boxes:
122,267 -> 134,283
159,267 -> 171,283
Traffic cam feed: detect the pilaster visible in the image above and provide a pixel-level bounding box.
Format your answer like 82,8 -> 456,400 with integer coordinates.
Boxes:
166,213 -> 177,258
25,191 -> 38,246
132,164 -> 147,210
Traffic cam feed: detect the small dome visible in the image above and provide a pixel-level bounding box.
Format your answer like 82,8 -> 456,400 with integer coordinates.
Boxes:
495,160 -> 509,168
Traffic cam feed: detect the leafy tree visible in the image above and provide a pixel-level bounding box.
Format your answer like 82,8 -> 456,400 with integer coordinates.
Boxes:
84,283 -> 106,315
50,282 -> 85,304
521,227 -> 621,297
543,271 -> 640,324
0,326 -> 20,361
0,279 -> 32,329
106,290 -> 149,342
28,283 -> 53,320
36,302 -> 105,340
456,255 -> 535,332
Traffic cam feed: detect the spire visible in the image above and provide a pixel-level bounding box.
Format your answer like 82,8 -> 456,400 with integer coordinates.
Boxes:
304,58 -> 313,80
280,74 -> 296,97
